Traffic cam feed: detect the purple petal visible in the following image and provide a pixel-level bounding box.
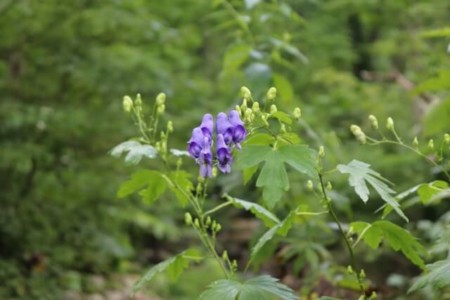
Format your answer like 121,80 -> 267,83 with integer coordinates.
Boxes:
200,113 -> 214,138
228,110 -> 244,127
200,163 -> 213,178
188,127 -> 205,158
218,162 -> 231,174
232,125 -> 246,144
217,113 -> 233,144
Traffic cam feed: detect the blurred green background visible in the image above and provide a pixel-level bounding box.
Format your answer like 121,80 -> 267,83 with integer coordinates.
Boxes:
1,0 -> 449,299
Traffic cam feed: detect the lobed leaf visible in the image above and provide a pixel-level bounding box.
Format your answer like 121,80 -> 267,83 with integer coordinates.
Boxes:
338,160 -> 408,222
231,197 -> 280,227
110,140 -> 157,164
131,248 -> 202,297
408,259 -> 450,293
200,275 -> 298,300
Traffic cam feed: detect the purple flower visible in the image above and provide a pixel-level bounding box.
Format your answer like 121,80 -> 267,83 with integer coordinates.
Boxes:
216,112 -> 233,145
188,127 -> 204,159
200,113 -> 214,138
199,136 -> 213,177
228,110 -> 246,149
216,134 -> 232,173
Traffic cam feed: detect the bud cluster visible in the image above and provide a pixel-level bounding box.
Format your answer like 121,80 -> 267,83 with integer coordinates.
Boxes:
350,125 -> 366,144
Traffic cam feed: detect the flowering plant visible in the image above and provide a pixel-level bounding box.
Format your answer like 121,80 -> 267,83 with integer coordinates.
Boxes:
112,86 -> 450,299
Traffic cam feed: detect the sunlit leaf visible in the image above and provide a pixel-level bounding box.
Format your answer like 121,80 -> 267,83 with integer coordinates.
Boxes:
273,73 -> 294,105
200,275 -> 298,300
170,148 -> 190,157
223,43 -> 252,72
417,180 -> 449,204
165,171 -> 193,207
338,160 -> 408,222
110,140 -> 157,164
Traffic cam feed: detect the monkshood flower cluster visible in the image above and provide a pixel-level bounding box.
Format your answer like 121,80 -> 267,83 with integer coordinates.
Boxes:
188,110 -> 246,178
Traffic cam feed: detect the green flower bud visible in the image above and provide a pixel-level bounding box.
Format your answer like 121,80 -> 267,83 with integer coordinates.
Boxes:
122,96 -> 133,112
212,166 -> 218,178
428,139 -> 434,150
235,105 -> 242,116
184,213 -> 192,225
318,146 -> 325,158
347,265 -> 354,275
252,102 -> 260,114
167,120 -> 174,133
386,117 -> 394,131
241,86 -> 252,99
293,107 -> 301,120
270,104 -> 277,114
135,93 -> 142,106
266,87 -> 277,100
156,92 -> 166,106
215,223 -> 222,232
206,216 -> 212,226
222,250 -> 229,260
241,99 -> 248,111
280,124 -> 286,133
412,137 -> 419,148
444,133 -> 450,144
193,218 -> 200,228
261,114 -> 269,127
155,141 -> 161,152
360,269 -> 366,279
326,181 -> 332,190
368,115 -> 378,129
244,108 -> 254,122
157,104 -> 165,115
350,125 -> 366,144
306,180 -> 314,191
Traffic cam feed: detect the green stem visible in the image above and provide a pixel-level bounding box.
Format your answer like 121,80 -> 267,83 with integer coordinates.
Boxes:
318,173 -> 366,298
367,137 -> 450,181
204,200 -> 233,216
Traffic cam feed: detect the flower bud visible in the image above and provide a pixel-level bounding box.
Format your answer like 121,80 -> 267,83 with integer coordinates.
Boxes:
241,86 -> 252,99
428,139 -> 434,150
155,141 -> 161,152
244,108 -> 253,123
318,146 -> 325,158
215,223 -> 222,232
184,212 -> 192,225
368,115 -> 378,129
212,166 -> 218,178
306,180 -> 314,191
135,93 -> 142,106
412,137 -> 419,148
235,105 -> 242,116
157,104 -> 165,115
444,133 -> 450,144
280,124 -> 286,133
327,181 -> 332,190
193,218 -> 200,228
386,117 -> 394,131
293,107 -> 301,120
347,265 -> 354,275
122,96 -> 133,112
241,99 -> 248,111
270,104 -> 277,114
167,120 -> 174,133
222,250 -> 229,260
156,92 -> 166,106
252,102 -> 260,113
206,216 -> 212,226
350,125 -> 366,144
266,87 -> 277,100
261,114 -> 269,127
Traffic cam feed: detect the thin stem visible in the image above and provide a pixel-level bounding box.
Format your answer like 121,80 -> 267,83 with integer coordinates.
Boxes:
318,173 -> 366,298
367,137 -> 450,181
204,200 -> 233,216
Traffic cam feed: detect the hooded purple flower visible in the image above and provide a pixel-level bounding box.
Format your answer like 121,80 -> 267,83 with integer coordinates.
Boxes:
200,113 -> 214,138
228,110 -> 246,149
216,134 -> 232,173
199,136 -> 213,177
216,112 -> 233,145
188,127 -> 205,159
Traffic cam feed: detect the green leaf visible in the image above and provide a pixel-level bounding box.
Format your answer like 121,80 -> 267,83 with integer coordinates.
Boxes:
270,111 -> 293,125
166,171 -> 193,207
118,170 -> 167,204
251,212 -> 296,260
408,259 -> 450,292
230,196 -> 280,227
278,145 -> 317,179
132,248 -> 202,296
169,148 -> 190,157
236,144 -> 316,208
417,180 -> 449,204
337,160 -> 408,222
200,275 -> 298,300
110,141 -> 157,164
273,73 -> 294,105
223,43 -> 252,72
351,221 -> 425,269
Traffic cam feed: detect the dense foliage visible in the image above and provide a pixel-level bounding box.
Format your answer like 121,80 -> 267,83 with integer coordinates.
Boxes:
1,0 -> 449,299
